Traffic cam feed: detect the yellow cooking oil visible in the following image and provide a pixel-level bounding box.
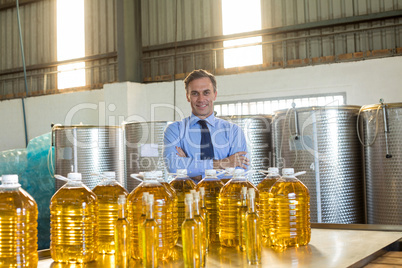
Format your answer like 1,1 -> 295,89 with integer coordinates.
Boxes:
238,187 -> 248,251
169,169 -> 196,237
140,194 -> 159,268
191,191 -> 206,267
257,167 -> 280,239
181,193 -> 202,268
155,171 -> 179,246
269,168 -> 311,249
245,188 -> 261,265
0,174 -> 38,268
138,192 -> 149,259
219,169 -> 259,248
92,172 -> 128,254
220,167 -> 235,184
196,170 -> 223,244
127,171 -> 173,261
50,173 -> 98,263
114,195 -> 130,268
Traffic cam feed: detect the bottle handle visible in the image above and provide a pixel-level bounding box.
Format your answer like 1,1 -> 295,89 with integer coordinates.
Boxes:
130,173 -> 144,182
294,171 -> 306,177
54,174 -> 70,182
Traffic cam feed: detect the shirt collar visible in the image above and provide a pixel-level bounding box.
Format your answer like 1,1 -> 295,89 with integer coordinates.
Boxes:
190,113 -> 216,128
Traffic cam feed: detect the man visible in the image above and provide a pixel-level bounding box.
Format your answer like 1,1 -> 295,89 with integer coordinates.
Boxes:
163,69 -> 249,182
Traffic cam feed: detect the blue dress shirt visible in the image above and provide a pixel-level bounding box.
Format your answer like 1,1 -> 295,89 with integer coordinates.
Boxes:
163,113 -> 248,178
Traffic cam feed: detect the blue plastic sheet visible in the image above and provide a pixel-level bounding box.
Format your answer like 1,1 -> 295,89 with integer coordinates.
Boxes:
0,132 -> 55,250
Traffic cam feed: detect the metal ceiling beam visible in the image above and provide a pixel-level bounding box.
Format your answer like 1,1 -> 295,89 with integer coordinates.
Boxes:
0,0 -> 43,11
143,10 -> 402,53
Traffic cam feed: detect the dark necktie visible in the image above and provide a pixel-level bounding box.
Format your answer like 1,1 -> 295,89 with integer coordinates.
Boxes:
198,120 -> 214,160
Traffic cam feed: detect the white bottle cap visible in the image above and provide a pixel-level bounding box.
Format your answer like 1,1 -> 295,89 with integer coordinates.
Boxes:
199,187 -> 205,195
185,193 -> 193,201
241,186 -> 247,195
67,173 -> 82,181
233,169 -> 246,177
282,168 -> 295,176
225,167 -> 235,175
1,174 -> 21,187
153,170 -> 163,177
177,169 -> 187,175
205,169 -> 217,176
268,167 -> 279,175
102,172 -> 116,179
192,191 -> 200,200
117,195 -> 126,204
144,172 -> 157,180
248,188 -> 255,198
148,194 -> 154,204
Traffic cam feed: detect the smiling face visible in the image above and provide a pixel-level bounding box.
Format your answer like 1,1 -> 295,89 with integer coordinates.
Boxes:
186,77 -> 217,119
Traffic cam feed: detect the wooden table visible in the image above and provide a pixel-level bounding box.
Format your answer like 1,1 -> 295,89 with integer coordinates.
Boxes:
38,224 -> 402,268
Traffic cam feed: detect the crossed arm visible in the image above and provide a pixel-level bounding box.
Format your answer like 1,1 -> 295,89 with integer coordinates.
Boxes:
175,146 -> 249,169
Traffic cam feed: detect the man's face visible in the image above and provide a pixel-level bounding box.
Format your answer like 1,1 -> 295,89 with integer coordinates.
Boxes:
186,77 -> 217,119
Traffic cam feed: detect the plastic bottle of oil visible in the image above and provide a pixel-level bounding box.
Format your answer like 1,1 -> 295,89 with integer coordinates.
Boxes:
220,167 -> 235,184
191,190 -> 206,267
50,172 -> 98,263
155,171 -> 179,246
140,194 -> 159,268
257,167 -> 280,240
196,170 -> 223,244
238,186 -> 248,251
128,171 -> 172,261
169,169 -> 196,237
198,187 -> 209,252
245,188 -> 261,265
0,174 -> 38,267
93,171 -> 128,254
114,195 -> 131,268
181,193 -> 202,268
269,168 -> 311,249
219,169 -> 259,248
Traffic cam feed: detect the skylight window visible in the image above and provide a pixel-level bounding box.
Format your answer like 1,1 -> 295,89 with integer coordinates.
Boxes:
57,0 -> 85,89
221,0 -> 263,68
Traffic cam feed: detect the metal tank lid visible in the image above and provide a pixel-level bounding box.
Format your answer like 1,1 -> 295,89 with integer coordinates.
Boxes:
361,102 -> 402,111
52,124 -> 121,130
273,105 -> 362,115
122,120 -> 171,126
219,114 -> 273,119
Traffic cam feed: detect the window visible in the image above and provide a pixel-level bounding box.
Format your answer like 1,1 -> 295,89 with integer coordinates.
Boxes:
214,94 -> 346,116
221,0 -> 262,68
57,0 -> 85,89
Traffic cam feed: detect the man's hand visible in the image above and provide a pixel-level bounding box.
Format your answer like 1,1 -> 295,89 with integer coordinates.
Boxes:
213,151 -> 249,170
176,146 -> 187,157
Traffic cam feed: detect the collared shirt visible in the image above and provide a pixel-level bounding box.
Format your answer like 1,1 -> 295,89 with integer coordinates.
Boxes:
163,113 -> 248,178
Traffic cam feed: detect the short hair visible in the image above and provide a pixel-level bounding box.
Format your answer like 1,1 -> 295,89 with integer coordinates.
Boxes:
184,69 -> 217,92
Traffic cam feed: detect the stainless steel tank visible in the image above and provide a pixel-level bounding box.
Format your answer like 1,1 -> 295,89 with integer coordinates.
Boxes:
123,121 -> 169,192
53,125 -> 125,190
219,115 -> 272,185
272,106 -> 364,224
360,102 -> 402,225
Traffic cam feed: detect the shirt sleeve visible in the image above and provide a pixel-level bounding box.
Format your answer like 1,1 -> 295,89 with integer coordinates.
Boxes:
163,122 -> 213,177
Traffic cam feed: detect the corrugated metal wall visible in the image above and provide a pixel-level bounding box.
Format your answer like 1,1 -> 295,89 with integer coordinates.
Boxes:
141,0 -> 224,81
0,0 -> 117,100
142,0 -> 402,81
84,0 -> 117,88
261,0 -> 402,66
0,0 -> 57,98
